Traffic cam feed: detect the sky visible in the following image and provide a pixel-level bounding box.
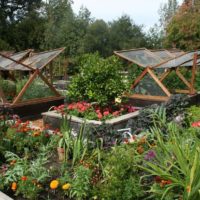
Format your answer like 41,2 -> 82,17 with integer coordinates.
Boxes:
72,0 -> 183,30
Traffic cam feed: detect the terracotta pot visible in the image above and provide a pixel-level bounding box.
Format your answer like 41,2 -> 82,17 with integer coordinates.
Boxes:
57,147 -> 65,161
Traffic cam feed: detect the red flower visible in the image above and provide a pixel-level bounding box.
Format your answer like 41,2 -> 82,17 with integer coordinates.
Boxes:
112,111 -> 120,117
21,176 -> 27,181
192,121 -> 200,127
103,111 -> 110,116
155,176 -> 161,183
67,104 -> 74,110
97,113 -> 103,120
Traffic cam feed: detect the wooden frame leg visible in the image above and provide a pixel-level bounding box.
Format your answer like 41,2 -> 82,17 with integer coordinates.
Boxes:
12,70 -> 38,105
38,72 -> 61,97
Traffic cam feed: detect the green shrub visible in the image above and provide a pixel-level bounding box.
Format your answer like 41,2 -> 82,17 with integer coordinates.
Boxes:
93,145 -> 145,200
0,79 -> 16,100
68,53 -> 127,106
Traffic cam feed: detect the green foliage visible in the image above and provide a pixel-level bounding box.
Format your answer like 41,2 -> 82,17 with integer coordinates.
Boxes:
140,108 -> 200,200
59,116 -> 89,166
0,79 -> 16,100
109,15 -> 146,51
69,165 -> 92,200
17,77 -> 54,100
165,1 -> 200,50
186,106 -> 200,122
68,53 -> 127,106
93,145 -> 145,200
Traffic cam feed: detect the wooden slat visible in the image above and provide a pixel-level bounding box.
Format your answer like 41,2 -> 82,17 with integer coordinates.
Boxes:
12,70 -> 38,105
159,69 -> 171,82
175,68 -> 192,89
38,73 -> 61,97
11,96 -> 64,107
127,93 -> 169,101
190,53 -> 198,94
174,89 -> 191,94
147,68 -> 171,97
131,68 -> 148,89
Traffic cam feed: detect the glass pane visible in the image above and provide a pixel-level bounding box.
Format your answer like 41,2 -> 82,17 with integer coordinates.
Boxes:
19,77 -> 56,101
23,49 -> 63,69
116,49 -> 163,67
133,73 -> 166,96
157,51 -> 200,69
163,69 -> 190,90
0,51 -> 30,71
151,50 -> 173,61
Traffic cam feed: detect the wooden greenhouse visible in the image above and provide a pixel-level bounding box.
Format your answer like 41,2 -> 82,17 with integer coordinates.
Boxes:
114,48 -> 200,104
0,48 -> 65,117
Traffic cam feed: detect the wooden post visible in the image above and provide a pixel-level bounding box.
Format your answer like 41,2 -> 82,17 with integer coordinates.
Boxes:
64,57 -> 68,80
131,68 -> 148,89
190,53 -> 198,94
159,69 -> 171,82
175,68 -> 192,90
38,72 -> 61,97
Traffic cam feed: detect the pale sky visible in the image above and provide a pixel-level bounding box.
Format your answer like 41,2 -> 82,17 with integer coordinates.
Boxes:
72,0 -> 183,30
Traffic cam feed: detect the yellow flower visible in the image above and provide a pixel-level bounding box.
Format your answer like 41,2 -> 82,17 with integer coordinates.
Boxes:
62,183 -> 71,190
50,180 -> 59,189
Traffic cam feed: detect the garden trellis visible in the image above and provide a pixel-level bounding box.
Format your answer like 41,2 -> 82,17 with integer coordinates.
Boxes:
0,47 -> 65,115
114,48 -> 200,102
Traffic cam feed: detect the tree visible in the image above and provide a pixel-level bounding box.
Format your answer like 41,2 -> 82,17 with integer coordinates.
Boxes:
0,0 -> 44,50
109,15 -> 146,51
159,0 -> 179,31
82,19 -> 110,57
146,24 -> 164,49
164,0 -> 200,50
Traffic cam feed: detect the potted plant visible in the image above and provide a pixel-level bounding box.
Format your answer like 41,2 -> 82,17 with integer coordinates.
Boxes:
57,116 -> 73,161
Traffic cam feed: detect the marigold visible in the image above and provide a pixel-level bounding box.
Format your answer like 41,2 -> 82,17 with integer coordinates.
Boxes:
11,182 -> 17,191
62,183 -> 71,190
137,145 -> 144,154
50,180 -> 59,189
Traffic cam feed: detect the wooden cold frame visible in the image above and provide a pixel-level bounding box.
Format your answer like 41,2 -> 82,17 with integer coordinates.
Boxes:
0,48 -> 65,107
129,67 -> 171,101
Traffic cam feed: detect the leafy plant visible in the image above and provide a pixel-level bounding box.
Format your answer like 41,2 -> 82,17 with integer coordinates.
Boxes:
68,53 -> 127,107
93,144 -> 145,200
140,111 -> 200,200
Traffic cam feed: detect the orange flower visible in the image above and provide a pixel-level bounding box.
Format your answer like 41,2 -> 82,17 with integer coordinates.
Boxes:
50,180 -> 59,189
21,176 -> 27,181
11,182 -> 17,191
62,183 -> 71,190
138,136 -> 146,145
137,145 -> 144,154
187,185 -> 191,193
10,160 -> 16,166
33,131 -> 40,137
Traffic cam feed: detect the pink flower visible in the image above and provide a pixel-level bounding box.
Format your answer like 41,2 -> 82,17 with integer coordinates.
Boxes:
128,106 -> 137,113
67,104 -> 74,110
97,113 -> 103,120
192,121 -> 200,127
112,111 -> 120,117
95,109 -> 101,114
103,111 -> 110,116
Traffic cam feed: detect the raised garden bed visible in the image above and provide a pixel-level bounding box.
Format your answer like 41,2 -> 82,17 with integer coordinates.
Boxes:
42,110 -> 140,131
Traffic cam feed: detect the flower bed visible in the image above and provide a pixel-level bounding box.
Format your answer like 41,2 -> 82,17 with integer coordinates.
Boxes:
42,102 -> 140,131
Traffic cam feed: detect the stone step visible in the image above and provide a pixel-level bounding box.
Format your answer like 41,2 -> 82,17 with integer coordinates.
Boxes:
0,192 -> 13,200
